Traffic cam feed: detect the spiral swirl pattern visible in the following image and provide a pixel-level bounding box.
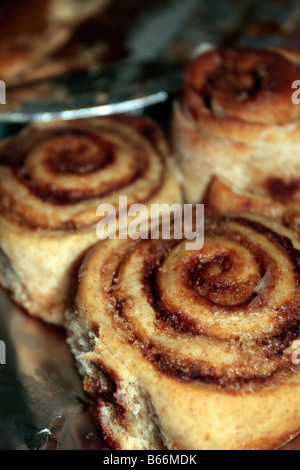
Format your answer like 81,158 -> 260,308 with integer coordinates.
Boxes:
75,213 -> 300,388
0,116 -> 180,325
172,47 -> 300,204
0,116 -> 176,230
67,212 -> 300,449
184,47 -> 300,125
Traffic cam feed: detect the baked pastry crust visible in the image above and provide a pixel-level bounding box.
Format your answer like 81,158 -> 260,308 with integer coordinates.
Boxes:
0,116 -> 181,325
171,46 -> 300,204
205,173 -> 300,238
205,175 -> 285,218
0,0 -> 111,86
67,213 -> 300,450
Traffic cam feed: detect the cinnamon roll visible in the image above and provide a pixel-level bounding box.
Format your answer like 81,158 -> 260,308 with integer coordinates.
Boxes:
0,116 -> 181,325
171,47 -> 300,204
67,212 -> 300,450
0,0 -> 111,86
205,175 -> 300,235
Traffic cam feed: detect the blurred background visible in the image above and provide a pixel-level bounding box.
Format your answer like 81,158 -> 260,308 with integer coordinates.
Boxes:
1,0 -> 300,127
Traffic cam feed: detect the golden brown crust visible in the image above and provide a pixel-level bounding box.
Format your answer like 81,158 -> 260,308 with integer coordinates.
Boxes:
205,176 -> 286,220
205,176 -> 300,238
171,47 -> 300,204
0,116 -> 181,325
67,213 -> 300,449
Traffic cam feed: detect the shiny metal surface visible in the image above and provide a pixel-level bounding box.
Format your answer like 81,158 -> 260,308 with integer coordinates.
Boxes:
0,289 -> 108,450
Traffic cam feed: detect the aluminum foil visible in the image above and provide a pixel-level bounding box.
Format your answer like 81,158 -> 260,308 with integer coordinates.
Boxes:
0,289 -> 108,450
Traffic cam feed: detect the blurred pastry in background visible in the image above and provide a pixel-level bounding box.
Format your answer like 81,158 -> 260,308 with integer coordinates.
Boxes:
171,46 -> 300,206
0,0 -> 115,86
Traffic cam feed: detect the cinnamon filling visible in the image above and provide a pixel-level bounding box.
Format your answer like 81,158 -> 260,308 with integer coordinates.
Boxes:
47,136 -> 113,175
265,177 -> 300,204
